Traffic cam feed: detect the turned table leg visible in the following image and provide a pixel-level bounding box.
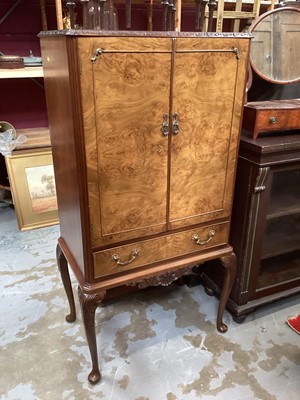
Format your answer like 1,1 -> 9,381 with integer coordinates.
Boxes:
216,252 -> 237,333
56,243 -> 76,323
78,286 -> 106,384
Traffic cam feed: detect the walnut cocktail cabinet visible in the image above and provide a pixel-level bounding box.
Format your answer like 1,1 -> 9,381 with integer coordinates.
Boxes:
39,31 -> 250,384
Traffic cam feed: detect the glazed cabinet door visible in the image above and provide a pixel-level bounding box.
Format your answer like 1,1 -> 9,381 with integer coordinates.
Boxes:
169,37 -> 249,230
250,165 -> 300,298
79,37 -> 172,247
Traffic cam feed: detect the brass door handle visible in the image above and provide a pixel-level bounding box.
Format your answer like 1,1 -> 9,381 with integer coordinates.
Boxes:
192,230 -> 215,245
112,249 -> 139,266
172,112 -> 180,135
91,48 -> 103,63
162,113 -> 169,136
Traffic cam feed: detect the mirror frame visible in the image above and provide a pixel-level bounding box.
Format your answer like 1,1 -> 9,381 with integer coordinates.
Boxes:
249,6 -> 300,85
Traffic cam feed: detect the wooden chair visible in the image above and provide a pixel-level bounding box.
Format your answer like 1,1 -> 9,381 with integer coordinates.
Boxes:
215,0 -> 262,32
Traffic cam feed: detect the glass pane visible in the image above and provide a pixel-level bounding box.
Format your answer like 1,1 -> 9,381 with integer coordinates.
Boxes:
257,168 -> 300,290
257,250 -> 300,289
268,169 -> 300,218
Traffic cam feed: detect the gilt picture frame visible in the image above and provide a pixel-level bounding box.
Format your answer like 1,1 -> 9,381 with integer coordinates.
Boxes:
5,148 -> 59,231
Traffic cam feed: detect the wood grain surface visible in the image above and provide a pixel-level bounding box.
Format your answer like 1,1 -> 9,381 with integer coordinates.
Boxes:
170,37 -> 249,229
243,102 -> 300,139
170,42 -> 238,225
79,37 -> 172,247
15,127 -> 51,150
94,221 -> 229,278
78,36 -> 249,247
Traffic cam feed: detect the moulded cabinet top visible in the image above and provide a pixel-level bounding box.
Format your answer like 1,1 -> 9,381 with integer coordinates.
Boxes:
38,30 -> 252,40
240,131 -> 300,161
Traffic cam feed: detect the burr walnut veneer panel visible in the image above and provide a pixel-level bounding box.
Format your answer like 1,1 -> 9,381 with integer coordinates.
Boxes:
40,31 -> 250,384
94,222 -> 229,278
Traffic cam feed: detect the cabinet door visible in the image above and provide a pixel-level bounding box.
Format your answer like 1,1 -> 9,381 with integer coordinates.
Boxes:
254,166 -> 300,297
169,38 -> 248,229
80,37 -> 172,246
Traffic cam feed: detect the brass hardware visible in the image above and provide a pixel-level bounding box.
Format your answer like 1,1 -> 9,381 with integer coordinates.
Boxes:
254,167 -> 269,193
91,48 -> 103,63
112,249 -> 139,266
162,113 -> 169,136
90,48 -> 171,62
232,48 -> 240,60
192,230 -> 215,245
269,116 -> 277,124
172,112 -> 180,135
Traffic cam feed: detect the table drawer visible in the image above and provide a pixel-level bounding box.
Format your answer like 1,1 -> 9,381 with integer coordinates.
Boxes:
93,222 -> 229,278
243,100 -> 300,139
256,109 -> 300,132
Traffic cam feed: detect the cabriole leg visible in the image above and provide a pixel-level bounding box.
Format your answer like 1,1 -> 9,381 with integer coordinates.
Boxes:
216,252 -> 237,333
78,286 -> 106,384
56,242 -> 76,323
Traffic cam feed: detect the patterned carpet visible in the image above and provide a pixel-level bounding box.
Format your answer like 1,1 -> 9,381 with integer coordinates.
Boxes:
1,205 -> 300,400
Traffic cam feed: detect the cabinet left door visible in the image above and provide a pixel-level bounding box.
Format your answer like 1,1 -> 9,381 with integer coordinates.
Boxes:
79,37 -> 172,247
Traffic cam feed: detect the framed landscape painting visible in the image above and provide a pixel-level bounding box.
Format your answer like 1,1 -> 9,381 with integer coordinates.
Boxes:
5,148 -> 59,231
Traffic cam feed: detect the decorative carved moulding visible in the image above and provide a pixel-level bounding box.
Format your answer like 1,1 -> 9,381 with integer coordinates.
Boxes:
128,265 -> 196,289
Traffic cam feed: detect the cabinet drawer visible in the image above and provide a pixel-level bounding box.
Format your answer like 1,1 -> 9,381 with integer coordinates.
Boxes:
243,100 -> 300,139
255,109 -> 300,132
93,222 -> 229,278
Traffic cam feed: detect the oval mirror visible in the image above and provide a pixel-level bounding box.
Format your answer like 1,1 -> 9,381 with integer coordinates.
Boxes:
249,7 -> 300,84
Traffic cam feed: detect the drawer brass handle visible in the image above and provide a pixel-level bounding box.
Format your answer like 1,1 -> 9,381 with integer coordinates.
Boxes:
112,249 -> 139,266
91,48 -> 103,63
269,116 -> 277,124
192,230 -> 215,245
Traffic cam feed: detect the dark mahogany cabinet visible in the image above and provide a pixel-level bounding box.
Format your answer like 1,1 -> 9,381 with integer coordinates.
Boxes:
201,132 -> 300,320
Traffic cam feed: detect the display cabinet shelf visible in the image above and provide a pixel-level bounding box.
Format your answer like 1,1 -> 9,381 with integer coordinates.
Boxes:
15,127 -> 50,150
261,215 -> 300,259
257,250 -> 300,289
267,202 -> 300,220
0,66 -> 43,79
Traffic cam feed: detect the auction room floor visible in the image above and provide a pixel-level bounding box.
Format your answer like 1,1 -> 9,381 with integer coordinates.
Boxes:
1,204 -> 300,400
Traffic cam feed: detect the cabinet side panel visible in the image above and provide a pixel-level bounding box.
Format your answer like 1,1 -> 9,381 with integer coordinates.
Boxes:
77,38 -> 100,249
40,36 -> 86,276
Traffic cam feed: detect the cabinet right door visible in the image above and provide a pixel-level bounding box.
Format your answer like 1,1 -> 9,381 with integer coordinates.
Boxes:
169,37 -> 249,230
253,166 -> 300,297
